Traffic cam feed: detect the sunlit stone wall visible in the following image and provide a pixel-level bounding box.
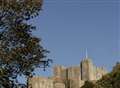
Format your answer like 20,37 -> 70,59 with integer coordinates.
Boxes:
28,76 -> 53,88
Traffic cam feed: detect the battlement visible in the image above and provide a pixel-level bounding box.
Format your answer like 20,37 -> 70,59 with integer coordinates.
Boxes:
28,76 -> 53,88
29,58 -> 107,88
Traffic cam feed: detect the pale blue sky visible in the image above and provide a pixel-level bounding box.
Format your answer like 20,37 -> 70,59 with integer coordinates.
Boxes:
30,0 -> 120,76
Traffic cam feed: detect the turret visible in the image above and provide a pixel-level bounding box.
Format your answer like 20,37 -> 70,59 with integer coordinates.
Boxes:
80,49 -> 95,81
53,65 -> 66,80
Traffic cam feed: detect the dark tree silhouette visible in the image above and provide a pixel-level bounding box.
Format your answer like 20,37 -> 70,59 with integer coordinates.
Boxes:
0,0 -> 51,87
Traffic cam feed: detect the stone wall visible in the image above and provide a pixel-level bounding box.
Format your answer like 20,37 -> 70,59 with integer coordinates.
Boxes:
95,67 -> 107,80
53,65 -> 66,79
81,58 -> 95,81
28,58 -> 107,88
28,77 -> 53,88
54,83 -> 65,88
67,66 -> 81,80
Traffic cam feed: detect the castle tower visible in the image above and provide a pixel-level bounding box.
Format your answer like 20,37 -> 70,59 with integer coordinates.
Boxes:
81,59 -> 95,81
80,50 -> 95,81
54,66 -> 63,77
67,66 -> 81,88
95,66 -> 107,80
53,66 -> 67,88
28,77 -> 53,88
67,66 -> 81,80
53,65 -> 66,80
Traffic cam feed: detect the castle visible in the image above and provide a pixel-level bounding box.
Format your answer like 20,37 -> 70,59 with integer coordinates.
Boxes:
28,56 -> 107,88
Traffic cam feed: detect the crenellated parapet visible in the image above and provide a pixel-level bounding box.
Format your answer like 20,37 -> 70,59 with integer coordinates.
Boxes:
28,58 -> 107,88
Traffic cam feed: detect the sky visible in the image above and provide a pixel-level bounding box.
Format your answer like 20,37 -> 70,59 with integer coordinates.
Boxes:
29,0 -> 120,76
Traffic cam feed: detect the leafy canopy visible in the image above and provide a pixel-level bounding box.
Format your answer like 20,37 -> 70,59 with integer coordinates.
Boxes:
0,0 -> 51,87
81,62 -> 120,88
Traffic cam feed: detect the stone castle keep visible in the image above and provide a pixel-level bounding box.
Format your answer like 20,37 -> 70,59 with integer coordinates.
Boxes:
28,56 -> 107,88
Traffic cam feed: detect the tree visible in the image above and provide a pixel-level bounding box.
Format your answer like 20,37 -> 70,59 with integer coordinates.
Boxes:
81,81 -> 95,88
81,62 -> 120,88
0,0 -> 51,87
94,62 -> 120,88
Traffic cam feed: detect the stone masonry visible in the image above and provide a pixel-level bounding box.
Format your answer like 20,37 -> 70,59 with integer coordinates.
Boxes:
28,57 -> 107,88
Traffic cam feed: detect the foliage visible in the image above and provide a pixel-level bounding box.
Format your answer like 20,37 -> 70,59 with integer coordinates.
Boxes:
81,81 -> 95,88
0,0 -> 52,88
94,62 -> 120,88
81,62 -> 120,88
